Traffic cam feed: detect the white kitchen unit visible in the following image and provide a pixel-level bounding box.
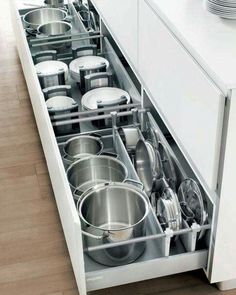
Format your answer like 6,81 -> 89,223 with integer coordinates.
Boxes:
10,0 -> 236,294
89,0 -> 139,72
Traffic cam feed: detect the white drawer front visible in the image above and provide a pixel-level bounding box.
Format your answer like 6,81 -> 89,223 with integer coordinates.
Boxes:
138,0 -> 225,190
92,0 -> 138,70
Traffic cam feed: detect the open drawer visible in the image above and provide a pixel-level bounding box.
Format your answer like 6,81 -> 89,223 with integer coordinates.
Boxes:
10,1 -> 214,295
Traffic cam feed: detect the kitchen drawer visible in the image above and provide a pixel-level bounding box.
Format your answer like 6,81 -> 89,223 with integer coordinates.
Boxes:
91,0 -> 138,71
138,0 -> 225,191
12,1 -> 214,294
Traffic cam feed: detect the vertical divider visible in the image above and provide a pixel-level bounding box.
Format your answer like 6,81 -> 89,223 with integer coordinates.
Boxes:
114,127 -> 171,257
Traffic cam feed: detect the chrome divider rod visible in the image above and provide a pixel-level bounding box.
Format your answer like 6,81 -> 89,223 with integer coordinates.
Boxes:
50,103 -> 141,120
83,224 -> 211,253
29,31 -> 100,43
52,108 -> 147,126
31,34 -> 103,48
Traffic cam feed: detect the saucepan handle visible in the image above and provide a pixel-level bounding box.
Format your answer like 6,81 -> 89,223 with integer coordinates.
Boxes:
100,151 -> 119,158
81,230 -> 109,240
124,178 -> 144,191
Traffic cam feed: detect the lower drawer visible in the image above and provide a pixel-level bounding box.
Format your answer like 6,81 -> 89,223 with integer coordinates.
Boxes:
12,2 -> 214,294
56,108 -> 213,293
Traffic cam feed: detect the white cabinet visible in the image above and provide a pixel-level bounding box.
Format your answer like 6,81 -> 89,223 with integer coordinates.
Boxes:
92,0 -> 138,70
138,0 -> 225,191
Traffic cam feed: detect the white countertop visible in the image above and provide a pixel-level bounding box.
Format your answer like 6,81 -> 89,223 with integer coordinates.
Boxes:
147,0 -> 236,93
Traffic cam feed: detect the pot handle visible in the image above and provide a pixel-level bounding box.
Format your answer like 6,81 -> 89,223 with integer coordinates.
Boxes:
88,132 -> 102,138
62,154 -> 73,165
180,201 -> 195,224
73,188 -> 84,202
100,152 -> 119,158
81,230 -> 109,240
124,179 -> 144,191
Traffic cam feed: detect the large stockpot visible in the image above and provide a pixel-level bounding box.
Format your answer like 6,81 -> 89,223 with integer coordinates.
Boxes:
77,182 -> 149,266
35,60 -> 68,88
37,21 -> 72,51
135,139 -> 163,195
66,155 -> 128,199
62,135 -> 104,167
23,8 -> 67,30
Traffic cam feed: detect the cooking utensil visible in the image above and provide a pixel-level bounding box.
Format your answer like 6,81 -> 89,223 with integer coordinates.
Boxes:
178,179 -> 205,226
23,8 -> 67,30
46,95 -> 78,135
35,60 -> 68,88
157,187 -> 182,231
44,0 -> 64,7
180,202 -> 195,225
77,182 -> 149,266
158,142 -> 177,190
81,87 -> 130,110
69,55 -> 109,83
66,155 -> 128,198
37,21 -> 72,51
148,125 -> 160,149
135,139 -> 163,195
178,178 -> 208,239
63,135 -> 104,166
118,126 -> 140,152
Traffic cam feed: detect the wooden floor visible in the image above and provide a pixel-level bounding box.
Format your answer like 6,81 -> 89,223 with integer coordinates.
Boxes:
0,1 -> 235,295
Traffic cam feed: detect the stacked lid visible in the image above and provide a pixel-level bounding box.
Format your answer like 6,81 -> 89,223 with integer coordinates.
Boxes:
204,0 -> 236,19
69,55 -> 110,82
81,87 -> 131,110
35,60 -> 68,78
46,96 -> 78,113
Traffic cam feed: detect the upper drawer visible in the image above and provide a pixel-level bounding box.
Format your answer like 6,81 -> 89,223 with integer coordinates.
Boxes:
92,0 -> 138,70
138,0 -> 225,191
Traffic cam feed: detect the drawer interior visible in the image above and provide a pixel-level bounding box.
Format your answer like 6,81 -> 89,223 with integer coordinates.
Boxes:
17,1 -> 214,293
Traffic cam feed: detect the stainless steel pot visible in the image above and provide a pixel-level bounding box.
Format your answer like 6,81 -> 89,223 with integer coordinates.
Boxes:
37,21 -> 72,51
69,55 -> 110,83
77,182 -> 149,266
44,0 -> 64,8
35,60 -> 68,88
67,155 -> 128,198
135,139 -> 163,194
63,135 -> 104,166
46,95 -> 78,135
23,8 -> 67,30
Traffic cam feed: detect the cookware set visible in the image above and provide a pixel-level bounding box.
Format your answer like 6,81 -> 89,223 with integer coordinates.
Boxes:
22,2 -> 210,268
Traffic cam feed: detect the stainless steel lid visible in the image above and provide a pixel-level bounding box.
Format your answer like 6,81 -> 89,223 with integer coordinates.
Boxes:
69,55 -> 109,80
81,87 -> 130,110
46,95 -> 78,112
35,60 -> 68,77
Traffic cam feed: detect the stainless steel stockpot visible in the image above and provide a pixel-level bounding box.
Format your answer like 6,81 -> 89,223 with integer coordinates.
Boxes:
37,21 -> 72,51
66,155 -> 128,198
46,95 -> 78,135
77,182 -> 149,266
35,60 -> 68,89
23,8 -> 67,30
62,135 -> 104,167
